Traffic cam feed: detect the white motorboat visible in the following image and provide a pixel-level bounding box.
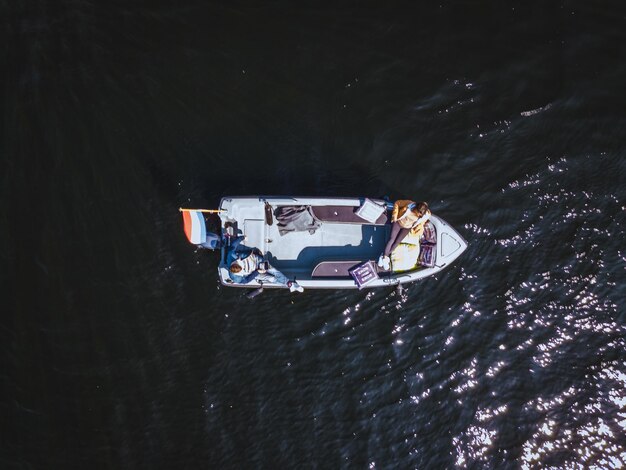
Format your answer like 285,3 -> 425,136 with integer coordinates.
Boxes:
182,196 -> 467,290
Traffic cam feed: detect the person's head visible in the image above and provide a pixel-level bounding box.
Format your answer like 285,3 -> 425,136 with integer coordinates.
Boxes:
413,202 -> 429,217
230,261 -> 242,273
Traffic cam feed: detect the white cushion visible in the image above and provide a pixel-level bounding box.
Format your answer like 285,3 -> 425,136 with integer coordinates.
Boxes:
354,198 -> 385,224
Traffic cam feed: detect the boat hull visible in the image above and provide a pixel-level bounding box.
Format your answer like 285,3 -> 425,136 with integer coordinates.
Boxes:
217,196 -> 467,289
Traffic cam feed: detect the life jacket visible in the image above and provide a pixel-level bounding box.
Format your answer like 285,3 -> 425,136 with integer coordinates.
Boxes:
392,200 -> 431,235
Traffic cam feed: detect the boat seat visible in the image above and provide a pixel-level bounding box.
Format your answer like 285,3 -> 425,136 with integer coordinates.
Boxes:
312,260 -> 363,278
311,206 -> 389,225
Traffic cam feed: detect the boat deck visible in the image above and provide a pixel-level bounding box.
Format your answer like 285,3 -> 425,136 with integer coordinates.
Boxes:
265,222 -> 389,279
223,197 -> 390,280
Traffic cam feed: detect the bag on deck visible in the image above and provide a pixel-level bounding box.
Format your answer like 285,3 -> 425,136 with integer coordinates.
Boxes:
349,260 -> 379,289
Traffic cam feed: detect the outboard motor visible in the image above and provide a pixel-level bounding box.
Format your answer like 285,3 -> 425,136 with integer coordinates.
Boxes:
200,232 -> 222,250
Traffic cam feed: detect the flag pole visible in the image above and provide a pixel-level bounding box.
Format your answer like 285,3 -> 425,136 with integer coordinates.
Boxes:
179,207 -> 226,214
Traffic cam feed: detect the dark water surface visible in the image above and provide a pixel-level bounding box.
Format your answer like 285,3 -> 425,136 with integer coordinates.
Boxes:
2,1 -> 626,468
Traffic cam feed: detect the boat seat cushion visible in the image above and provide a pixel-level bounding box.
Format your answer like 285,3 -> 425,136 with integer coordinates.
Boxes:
312,260 -> 361,278
311,205 -> 388,225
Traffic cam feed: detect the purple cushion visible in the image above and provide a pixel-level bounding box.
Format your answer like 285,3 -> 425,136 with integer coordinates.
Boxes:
420,221 -> 436,244
418,244 -> 435,268
349,261 -> 379,289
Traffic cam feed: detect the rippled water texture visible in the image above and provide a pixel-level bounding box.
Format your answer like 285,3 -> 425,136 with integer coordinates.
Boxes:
2,1 -> 625,469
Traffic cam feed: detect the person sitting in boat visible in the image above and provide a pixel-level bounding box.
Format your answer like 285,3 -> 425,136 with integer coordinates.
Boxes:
228,237 -> 304,292
377,200 -> 431,270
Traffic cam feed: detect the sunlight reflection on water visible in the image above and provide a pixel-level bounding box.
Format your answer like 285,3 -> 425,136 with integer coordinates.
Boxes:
449,153 -> 625,468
